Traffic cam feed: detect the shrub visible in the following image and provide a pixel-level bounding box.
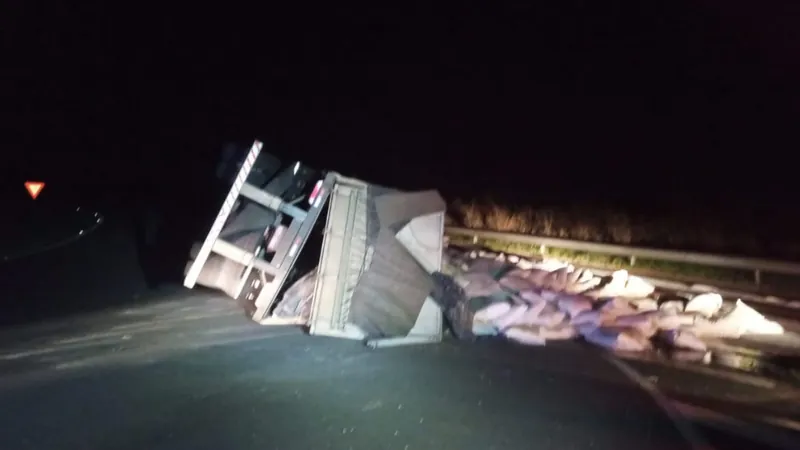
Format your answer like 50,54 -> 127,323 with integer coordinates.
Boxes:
448,201 -> 775,258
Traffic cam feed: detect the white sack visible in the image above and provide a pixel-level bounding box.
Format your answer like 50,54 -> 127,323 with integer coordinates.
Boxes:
690,299 -> 783,338
623,275 -> 655,298
506,268 -> 550,287
491,304 -> 531,330
467,258 -> 510,276
659,300 -> 685,315
655,313 -> 696,330
473,302 -> 512,324
598,297 -> 636,315
504,326 -> 547,346
571,310 -> 604,328
610,311 -> 659,338
583,327 -> 652,352
631,298 -> 659,312
660,330 -> 707,352
525,304 -> 568,327
540,324 -> 579,340
519,289 -> 547,304
545,267 -> 571,292
514,300 -> 548,326
516,258 -> 536,270
499,274 -> 537,292
556,294 -> 594,318
684,293 -> 723,318
455,272 -> 505,298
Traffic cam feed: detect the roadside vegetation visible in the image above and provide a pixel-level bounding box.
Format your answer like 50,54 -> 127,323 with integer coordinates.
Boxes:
446,201 -> 800,294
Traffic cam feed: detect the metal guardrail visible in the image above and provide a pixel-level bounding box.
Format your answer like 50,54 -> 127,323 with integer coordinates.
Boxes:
2,211 -> 105,264
445,227 -> 800,287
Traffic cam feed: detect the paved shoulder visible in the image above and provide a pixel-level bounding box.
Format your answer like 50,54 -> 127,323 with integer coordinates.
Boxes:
0,301 -> 693,450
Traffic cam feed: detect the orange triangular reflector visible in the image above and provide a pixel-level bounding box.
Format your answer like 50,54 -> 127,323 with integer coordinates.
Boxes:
24,181 -> 45,200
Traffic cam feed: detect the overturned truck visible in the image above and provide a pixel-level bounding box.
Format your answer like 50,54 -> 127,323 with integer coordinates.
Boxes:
184,140 -> 446,347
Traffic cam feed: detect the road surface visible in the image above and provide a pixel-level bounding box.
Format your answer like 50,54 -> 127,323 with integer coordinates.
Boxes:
0,289 -> 699,450
0,213 -> 797,449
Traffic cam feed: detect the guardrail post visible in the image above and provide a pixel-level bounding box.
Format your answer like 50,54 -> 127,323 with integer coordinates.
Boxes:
443,227 -> 800,288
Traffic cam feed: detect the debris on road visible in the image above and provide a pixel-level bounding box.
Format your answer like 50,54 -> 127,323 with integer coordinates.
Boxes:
269,246 -> 786,353
272,269 -> 316,321
187,145 -> 796,359
426,247 -> 786,353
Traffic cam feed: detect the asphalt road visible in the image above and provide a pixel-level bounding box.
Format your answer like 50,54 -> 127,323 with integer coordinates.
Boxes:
0,215 -> 797,449
0,289 -> 699,450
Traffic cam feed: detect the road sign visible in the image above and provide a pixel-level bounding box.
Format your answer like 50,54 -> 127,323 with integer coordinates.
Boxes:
24,181 -> 45,200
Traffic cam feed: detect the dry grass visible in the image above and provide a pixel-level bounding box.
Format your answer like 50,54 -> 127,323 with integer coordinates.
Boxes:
447,201 -> 800,292
448,200 -> 775,258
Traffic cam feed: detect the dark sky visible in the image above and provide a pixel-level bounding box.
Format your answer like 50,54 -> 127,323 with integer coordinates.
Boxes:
4,2 -> 799,215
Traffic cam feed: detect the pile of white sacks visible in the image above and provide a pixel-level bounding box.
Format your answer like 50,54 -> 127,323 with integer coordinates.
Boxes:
446,249 -> 784,352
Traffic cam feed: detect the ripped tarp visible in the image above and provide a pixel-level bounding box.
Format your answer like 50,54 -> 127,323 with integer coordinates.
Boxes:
277,182 -> 446,341
348,189 -> 445,338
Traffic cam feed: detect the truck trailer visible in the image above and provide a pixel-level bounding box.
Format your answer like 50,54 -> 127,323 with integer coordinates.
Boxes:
184,140 -> 447,347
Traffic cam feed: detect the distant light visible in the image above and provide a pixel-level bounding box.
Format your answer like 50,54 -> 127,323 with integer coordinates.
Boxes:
24,181 -> 45,200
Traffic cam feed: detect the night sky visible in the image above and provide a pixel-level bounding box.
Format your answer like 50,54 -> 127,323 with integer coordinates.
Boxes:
4,2 -> 799,218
